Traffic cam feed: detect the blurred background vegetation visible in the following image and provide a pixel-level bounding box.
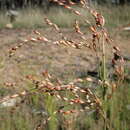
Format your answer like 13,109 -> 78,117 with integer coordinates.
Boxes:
0,0 -> 130,10
0,0 -> 130,30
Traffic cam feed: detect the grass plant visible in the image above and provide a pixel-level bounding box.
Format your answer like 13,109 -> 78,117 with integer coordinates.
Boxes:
0,1 -> 130,130
0,5 -> 130,30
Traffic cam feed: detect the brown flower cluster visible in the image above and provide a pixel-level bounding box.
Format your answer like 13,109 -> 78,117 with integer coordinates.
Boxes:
26,71 -> 102,116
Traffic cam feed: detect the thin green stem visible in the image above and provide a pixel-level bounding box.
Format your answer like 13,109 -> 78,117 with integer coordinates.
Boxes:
102,32 -> 108,130
102,33 -> 107,101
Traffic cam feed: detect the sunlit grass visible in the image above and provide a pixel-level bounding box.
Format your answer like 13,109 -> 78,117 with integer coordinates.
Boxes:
0,5 -> 130,29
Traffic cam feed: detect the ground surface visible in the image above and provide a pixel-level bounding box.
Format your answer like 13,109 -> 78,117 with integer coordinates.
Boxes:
0,28 -> 129,90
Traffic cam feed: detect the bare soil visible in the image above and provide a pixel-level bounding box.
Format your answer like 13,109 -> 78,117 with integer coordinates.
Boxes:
0,28 -> 130,90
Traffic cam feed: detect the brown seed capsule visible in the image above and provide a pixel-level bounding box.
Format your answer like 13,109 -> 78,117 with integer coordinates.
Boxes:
33,30 -> 41,35
113,46 -> 120,52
